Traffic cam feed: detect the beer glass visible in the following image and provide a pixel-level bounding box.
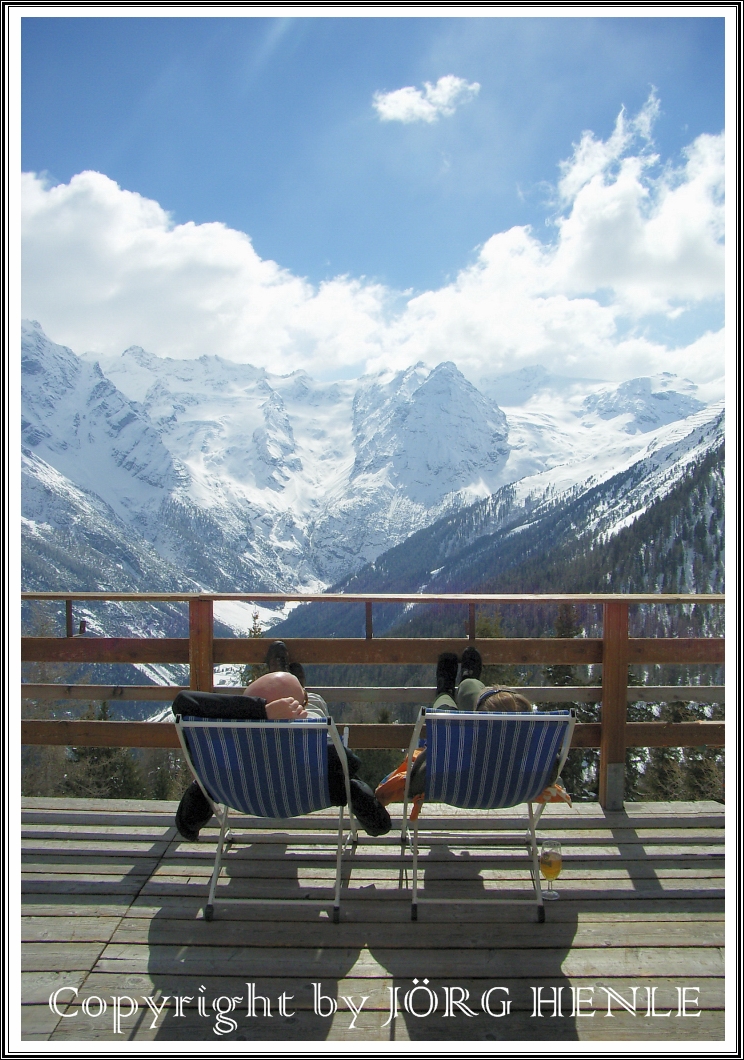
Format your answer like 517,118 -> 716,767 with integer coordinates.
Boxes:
539,839 -> 562,900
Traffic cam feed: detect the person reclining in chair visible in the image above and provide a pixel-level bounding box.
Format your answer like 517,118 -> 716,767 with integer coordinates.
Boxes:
173,641 -> 391,840
376,647 -> 566,812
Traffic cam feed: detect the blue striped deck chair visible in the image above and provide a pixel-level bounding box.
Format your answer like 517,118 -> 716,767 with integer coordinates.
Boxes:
401,708 -> 575,923
175,714 -> 356,923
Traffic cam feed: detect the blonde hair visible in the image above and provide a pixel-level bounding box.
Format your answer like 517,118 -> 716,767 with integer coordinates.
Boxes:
476,687 -> 533,713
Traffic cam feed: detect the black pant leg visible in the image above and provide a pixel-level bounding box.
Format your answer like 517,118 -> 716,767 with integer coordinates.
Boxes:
327,746 -> 362,804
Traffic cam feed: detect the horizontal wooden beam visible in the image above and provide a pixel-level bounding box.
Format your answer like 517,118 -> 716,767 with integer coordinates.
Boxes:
569,722 -> 725,749
22,720 -> 182,748
21,719 -> 725,750
625,685 -> 725,703
23,636 -> 603,666
21,638 -> 189,664
21,684 -> 187,701
213,638 -> 606,665
22,636 -> 604,666
627,639 -> 725,664
22,591 -> 725,603
20,684 -> 726,704
625,722 -> 725,748
22,635 -> 725,667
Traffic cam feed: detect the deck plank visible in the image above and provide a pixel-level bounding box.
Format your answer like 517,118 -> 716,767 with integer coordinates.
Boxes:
22,917 -> 125,944
140,875 -> 725,898
44,1006 -> 724,1042
121,897 -> 724,922
107,918 -> 724,949
22,875 -> 153,896
21,970 -> 88,1005
147,860 -> 724,880
22,942 -> 107,972
93,943 -> 725,978
20,895 -> 133,917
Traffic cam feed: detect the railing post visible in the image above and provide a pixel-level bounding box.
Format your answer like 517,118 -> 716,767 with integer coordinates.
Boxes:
365,602 -> 373,640
189,598 -> 214,692
468,603 -> 476,641
599,601 -> 629,811
65,600 -> 74,638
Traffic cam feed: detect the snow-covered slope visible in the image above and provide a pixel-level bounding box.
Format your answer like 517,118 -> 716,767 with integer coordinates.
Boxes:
21,320 -> 720,601
21,447 -> 191,593
580,375 -> 705,434
273,400 -> 724,638
479,365 -> 708,484
21,321 -> 181,535
434,400 -> 725,566
22,323 -> 512,589
81,336 -> 515,583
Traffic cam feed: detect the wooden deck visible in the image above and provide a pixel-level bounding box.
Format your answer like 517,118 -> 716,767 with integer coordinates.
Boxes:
21,797 -> 725,1043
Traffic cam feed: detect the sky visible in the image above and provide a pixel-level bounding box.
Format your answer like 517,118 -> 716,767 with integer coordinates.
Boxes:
19,10 -> 727,390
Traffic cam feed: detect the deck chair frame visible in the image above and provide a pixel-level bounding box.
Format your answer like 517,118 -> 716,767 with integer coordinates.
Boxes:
175,714 -> 356,923
401,708 -> 575,923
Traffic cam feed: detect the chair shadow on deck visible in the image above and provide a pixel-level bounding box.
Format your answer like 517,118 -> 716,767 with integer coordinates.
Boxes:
145,832 -> 365,1042
368,841 -> 581,1042
142,826 -> 583,1041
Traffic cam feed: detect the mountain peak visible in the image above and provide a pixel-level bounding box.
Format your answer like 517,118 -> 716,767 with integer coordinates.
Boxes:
121,345 -> 158,368
582,376 -> 705,433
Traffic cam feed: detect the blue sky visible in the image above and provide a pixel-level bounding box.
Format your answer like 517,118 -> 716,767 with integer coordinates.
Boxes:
20,12 -> 726,389
22,15 -> 724,292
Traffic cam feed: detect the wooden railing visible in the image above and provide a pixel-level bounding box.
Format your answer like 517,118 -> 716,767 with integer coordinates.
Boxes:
21,592 -> 725,810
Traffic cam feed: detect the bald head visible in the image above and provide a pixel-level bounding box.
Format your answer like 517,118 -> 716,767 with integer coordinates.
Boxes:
244,671 -> 304,705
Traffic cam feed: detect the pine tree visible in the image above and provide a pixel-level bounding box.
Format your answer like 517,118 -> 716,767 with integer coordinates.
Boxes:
140,748 -> 194,800
62,703 -> 146,799
641,702 -> 688,800
239,611 -> 269,686
543,604 -> 583,687
624,668 -> 654,802
476,611 -> 521,687
682,744 -> 724,802
680,701 -> 724,803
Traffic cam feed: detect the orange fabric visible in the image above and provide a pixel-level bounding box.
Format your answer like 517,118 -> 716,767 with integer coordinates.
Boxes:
534,780 -> 572,806
375,749 -> 425,821
408,793 -> 424,820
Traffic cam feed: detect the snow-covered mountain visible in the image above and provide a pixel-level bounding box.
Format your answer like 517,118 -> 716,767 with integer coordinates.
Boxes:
479,364 -> 708,483
21,319 -> 719,604
580,375 -> 705,434
275,400 -> 724,639
21,322 -> 180,532
21,322 -> 511,590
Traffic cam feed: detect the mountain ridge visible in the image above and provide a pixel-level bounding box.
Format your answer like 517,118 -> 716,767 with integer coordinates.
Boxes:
21,320 -> 722,635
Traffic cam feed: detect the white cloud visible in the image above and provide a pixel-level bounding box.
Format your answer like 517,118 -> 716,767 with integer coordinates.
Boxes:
554,130 -> 723,315
21,170 -> 389,375
557,90 -> 660,204
21,100 -> 724,389
373,75 -> 480,124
